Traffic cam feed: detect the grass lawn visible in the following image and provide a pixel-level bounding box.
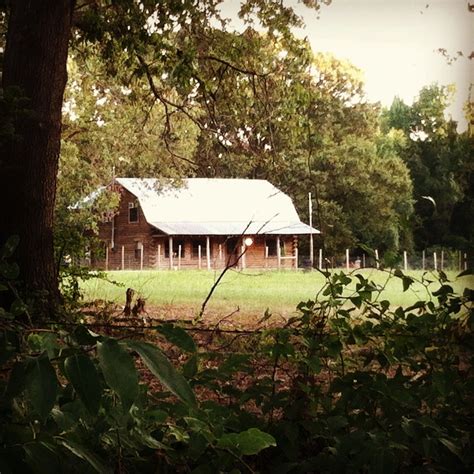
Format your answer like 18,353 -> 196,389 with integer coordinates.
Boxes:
80,268 -> 473,319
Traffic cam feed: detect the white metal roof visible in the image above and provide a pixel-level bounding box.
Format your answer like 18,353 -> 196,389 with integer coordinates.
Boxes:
116,178 -> 320,236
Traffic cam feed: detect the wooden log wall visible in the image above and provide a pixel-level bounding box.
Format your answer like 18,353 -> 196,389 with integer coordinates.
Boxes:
93,185 -> 299,270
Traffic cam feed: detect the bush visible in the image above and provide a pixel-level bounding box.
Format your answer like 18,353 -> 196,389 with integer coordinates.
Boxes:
1,236 -> 473,472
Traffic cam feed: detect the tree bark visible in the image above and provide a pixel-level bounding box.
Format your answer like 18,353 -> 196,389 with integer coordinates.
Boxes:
0,1 -> 75,313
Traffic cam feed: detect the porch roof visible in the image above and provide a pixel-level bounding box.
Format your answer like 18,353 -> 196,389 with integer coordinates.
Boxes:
149,221 -> 316,236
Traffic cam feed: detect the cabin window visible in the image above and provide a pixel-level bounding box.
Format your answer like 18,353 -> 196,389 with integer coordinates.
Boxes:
192,238 -> 211,258
164,239 -> 185,258
265,238 -> 284,257
128,201 -> 139,223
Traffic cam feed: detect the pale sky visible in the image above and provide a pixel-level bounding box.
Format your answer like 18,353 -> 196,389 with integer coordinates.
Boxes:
220,0 -> 473,130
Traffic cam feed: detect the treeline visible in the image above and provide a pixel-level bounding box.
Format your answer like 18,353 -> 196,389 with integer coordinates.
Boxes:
57,21 -> 473,260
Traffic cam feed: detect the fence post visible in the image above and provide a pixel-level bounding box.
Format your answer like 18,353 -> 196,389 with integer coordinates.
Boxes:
157,244 -> 161,269
433,252 -> 437,271
345,249 -> 350,271
121,245 -> 125,271
140,246 -> 144,271
319,248 -> 323,270
241,245 -> 246,269
219,244 -> 223,264
375,249 -> 379,269
362,253 -> 366,268
105,246 -> 109,271
295,247 -> 298,270
464,253 -> 467,271
403,251 -> 408,272
440,250 -> 444,271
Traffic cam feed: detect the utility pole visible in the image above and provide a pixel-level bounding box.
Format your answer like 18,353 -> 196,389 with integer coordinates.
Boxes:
111,165 -> 115,250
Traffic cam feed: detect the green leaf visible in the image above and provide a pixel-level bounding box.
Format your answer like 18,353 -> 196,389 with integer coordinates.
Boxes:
5,360 -> 26,400
24,442 -> 60,474
72,325 -> 101,346
10,298 -> 28,316
182,354 -> 198,379
305,355 -> 321,374
402,276 -> 414,292
326,416 -> 348,432
0,235 -> 20,258
97,338 -> 138,411
405,300 -> 426,312
438,437 -> 463,459
126,340 -> 196,406
457,268 -> 473,278
57,437 -> 112,474
25,353 -> 58,419
371,448 -> 398,474
463,287 -> 473,301
0,329 -> 19,365
64,353 -> 101,415
158,323 -> 196,353
350,295 -> 362,308
432,284 -> 454,297
0,262 -> 20,280
217,428 -> 276,456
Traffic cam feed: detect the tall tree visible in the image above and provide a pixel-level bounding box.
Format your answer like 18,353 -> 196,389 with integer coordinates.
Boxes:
0,1 -> 328,311
185,35 -> 413,254
0,1 -> 75,309
383,84 -> 473,251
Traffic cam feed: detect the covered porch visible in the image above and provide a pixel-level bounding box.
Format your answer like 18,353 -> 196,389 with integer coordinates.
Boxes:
150,234 -> 298,270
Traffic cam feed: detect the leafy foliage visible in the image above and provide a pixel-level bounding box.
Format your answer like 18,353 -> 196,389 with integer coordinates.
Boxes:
1,233 -> 472,472
382,85 -> 474,252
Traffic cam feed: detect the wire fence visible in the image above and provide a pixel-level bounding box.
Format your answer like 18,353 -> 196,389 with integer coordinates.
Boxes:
85,246 -> 472,272
298,249 -> 472,272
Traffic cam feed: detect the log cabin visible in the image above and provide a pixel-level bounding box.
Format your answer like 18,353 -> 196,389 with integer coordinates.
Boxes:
91,178 -> 319,270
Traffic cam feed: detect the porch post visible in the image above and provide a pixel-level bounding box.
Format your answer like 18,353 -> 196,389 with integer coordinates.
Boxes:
169,236 -> 173,269
277,236 -> 281,270
121,245 -> 125,270
206,236 -> 211,270
178,244 -> 182,270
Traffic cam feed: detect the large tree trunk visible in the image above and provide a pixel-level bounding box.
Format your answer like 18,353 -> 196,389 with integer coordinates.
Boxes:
0,1 -> 74,314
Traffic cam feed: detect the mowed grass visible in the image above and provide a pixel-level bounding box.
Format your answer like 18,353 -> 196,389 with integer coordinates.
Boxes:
81,268 -> 473,318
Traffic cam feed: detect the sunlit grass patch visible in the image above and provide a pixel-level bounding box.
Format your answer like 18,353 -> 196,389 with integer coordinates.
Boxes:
80,268 -> 472,319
